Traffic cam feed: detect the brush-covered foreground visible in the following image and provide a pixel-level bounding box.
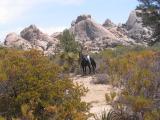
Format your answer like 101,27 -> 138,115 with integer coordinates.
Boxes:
0,48 -> 89,120
0,45 -> 160,120
94,46 -> 160,120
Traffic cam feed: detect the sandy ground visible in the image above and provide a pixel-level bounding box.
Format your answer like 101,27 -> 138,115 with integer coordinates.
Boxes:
72,75 -> 119,120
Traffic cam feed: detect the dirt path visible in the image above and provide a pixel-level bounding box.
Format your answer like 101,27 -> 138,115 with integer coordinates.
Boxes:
72,75 -> 119,119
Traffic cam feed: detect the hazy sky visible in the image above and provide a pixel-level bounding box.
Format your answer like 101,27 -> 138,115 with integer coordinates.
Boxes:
0,0 -> 139,42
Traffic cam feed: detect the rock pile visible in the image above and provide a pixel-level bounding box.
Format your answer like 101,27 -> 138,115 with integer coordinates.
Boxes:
70,14 -> 137,51
4,10 -> 153,54
4,25 -> 60,55
125,10 -> 153,43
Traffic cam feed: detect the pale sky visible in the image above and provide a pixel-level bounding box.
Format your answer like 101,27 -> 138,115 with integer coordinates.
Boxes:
0,0 -> 139,42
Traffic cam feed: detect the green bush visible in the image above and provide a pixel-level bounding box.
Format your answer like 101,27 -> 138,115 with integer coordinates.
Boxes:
60,29 -> 79,53
93,46 -> 147,75
106,49 -> 160,120
52,52 -> 80,74
0,48 -> 89,120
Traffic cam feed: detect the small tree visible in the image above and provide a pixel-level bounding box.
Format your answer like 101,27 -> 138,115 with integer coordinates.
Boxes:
60,29 -> 79,53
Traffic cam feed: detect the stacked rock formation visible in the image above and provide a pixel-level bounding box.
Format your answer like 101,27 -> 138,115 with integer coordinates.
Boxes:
4,10 -> 153,54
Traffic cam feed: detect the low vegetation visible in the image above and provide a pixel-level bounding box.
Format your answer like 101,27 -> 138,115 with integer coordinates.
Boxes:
96,46 -> 160,120
94,110 -> 139,120
0,48 -> 89,120
0,41 -> 160,120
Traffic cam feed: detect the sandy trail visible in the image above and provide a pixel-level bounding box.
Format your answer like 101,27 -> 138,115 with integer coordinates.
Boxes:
72,75 -> 119,119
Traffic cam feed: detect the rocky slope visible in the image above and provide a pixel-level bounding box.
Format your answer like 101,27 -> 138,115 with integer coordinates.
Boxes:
70,15 -> 137,51
125,10 -> 153,43
4,32 -> 32,50
4,25 -> 60,55
3,10 -> 153,54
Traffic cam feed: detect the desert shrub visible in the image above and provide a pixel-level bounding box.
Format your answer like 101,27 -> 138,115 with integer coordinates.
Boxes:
0,117 -> 5,120
150,42 -> 160,51
106,49 -> 160,120
101,46 -> 146,58
52,52 -> 80,74
0,48 -> 89,120
92,74 -> 108,84
91,49 -> 113,74
93,46 -> 147,75
105,92 -> 117,104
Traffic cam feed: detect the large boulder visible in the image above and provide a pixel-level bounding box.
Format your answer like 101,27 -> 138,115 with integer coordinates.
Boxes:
103,19 -> 116,28
103,19 -> 129,39
125,10 -> 153,42
20,25 -> 55,43
70,15 -> 117,41
4,33 -> 32,50
75,14 -> 91,24
70,15 -> 137,51
4,25 -> 59,55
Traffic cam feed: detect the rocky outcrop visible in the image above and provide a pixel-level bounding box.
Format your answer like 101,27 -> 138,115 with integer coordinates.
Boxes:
103,10 -> 153,44
4,25 -> 59,55
70,15 -> 116,41
4,33 -> 32,50
70,15 -> 137,51
3,10 -> 153,54
103,22 -> 129,39
103,19 -> 116,28
75,15 -> 91,24
125,10 -> 153,43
